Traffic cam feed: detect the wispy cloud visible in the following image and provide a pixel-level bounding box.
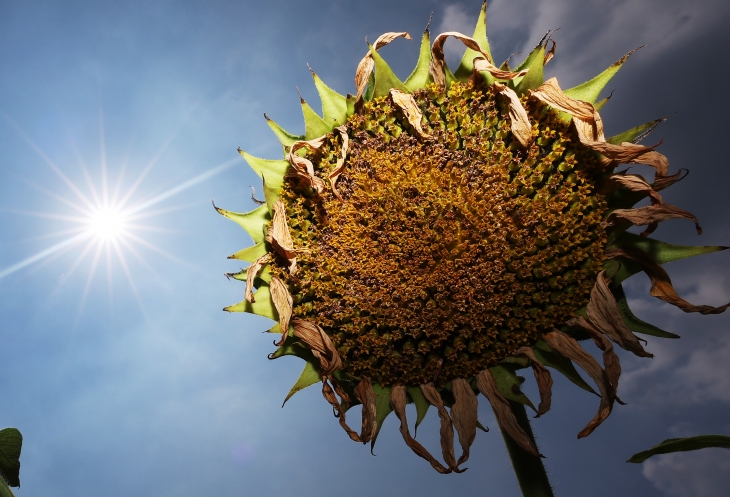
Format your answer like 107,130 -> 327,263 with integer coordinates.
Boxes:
643,447 -> 730,497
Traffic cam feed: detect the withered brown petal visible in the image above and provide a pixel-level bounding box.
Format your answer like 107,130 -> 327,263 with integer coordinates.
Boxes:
605,248 -> 730,315
287,136 -> 328,193
566,316 -> 623,402
389,88 -> 429,139
354,377 -> 377,442
586,272 -> 653,358
450,378 -> 478,466
354,32 -> 411,99
475,369 -> 541,456
515,347 -> 553,416
390,385 -> 451,474
599,173 -> 663,205
543,39 -> 556,66
543,330 -> 614,438
269,276 -> 293,346
531,77 -> 595,120
608,204 -> 702,236
291,319 -> 342,375
244,253 -> 271,303
266,199 -> 297,272
472,57 -> 529,81
653,168 -> 688,191
420,383 -> 462,472
321,378 -> 371,443
328,125 -> 350,198
492,82 -> 532,147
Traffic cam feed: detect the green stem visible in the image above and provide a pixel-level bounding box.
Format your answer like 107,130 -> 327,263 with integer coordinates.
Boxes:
497,401 -> 555,497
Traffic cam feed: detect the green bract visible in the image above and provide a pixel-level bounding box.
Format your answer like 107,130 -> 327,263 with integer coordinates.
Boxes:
217,3 -> 729,473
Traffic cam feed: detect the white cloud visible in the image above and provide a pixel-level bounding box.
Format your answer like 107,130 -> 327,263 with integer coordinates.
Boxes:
643,449 -> 730,497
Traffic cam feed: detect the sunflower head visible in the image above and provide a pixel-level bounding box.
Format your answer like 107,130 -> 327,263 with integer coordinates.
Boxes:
217,2 -> 729,473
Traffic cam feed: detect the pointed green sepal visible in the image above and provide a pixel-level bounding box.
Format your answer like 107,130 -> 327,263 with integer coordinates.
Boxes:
594,94 -> 612,111
368,44 -> 408,98
564,47 -> 642,104
404,30 -> 433,91
489,364 -> 537,412
300,95 -> 333,140
214,203 -> 269,244
363,71 -> 376,102
225,264 -> 272,284
223,285 -> 276,319
406,386 -> 430,432
628,435 -> 730,463
268,335 -> 314,361
514,46 -> 545,95
283,361 -> 321,405
607,116 -> 667,145
264,113 -> 303,148
311,69 -> 348,126
533,341 -> 597,395
238,149 -> 289,183
228,241 -> 267,262
370,383 -> 393,451
611,283 -> 680,339
607,232 -> 728,284
454,1 -> 492,81
345,94 -> 356,117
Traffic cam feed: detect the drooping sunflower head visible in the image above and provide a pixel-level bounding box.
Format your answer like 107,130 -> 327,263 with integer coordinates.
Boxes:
217,3 -> 729,474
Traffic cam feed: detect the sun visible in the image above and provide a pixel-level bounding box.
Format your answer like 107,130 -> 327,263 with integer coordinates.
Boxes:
87,206 -> 129,241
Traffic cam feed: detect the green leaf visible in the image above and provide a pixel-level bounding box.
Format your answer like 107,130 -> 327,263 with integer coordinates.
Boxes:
533,341 -> 597,395
607,117 -> 667,145
223,284 -> 276,319
489,364 -> 536,412
454,1 -> 493,82
514,46 -> 545,95
370,383 -> 393,451
311,70 -> 348,126
264,113 -> 303,148
369,44 -> 408,98
228,241 -> 267,263
0,428 -> 21,488
607,232 -> 728,284
564,48 -> 641,104
283,361 -> 321,405
404,29 -> 433,92
406,386 -> 430,432
300,96 -> 332,140
214,203 -> 269,244
628,435 -> 730,463
611,283 -> 680,339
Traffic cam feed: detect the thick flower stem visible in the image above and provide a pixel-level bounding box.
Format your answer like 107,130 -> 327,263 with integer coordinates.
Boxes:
497,401 -> 555,497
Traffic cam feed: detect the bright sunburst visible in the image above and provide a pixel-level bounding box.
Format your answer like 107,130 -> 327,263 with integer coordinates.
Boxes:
87,207 -> 129,241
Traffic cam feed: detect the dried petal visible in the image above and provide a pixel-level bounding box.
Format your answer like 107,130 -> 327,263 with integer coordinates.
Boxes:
608,204 -> 702,236
390,385 -> 451,474
287,136 -> 328,193
389,88 -> 429,139
605,248 -> 730,315
653,168 -> 688,191
566,316 -> 623,402
599,173 -> 663,205
430,32 -> 526,88
475,369 -> 541,456
328,125 -> 350,198
321,378 -> 373,443
492,82 -> 532,147
354,377 -> 378,442
543,330 -> 614,438
244,253 -> 271,303
420,383 -> 462,472
450,378 -> 478,466
269,276 -> 293,346
543,39 -> 556,66
266,199 -> 297,272
355,32 -> 411,99
291,319 -> 342,375
585,271 -> 653,358
514,347 -> 553,416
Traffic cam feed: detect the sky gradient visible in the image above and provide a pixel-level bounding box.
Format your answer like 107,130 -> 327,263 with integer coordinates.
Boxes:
1,1 -> 730,496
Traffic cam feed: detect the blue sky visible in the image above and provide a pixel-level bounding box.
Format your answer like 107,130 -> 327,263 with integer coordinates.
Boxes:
1,0 -> 730,496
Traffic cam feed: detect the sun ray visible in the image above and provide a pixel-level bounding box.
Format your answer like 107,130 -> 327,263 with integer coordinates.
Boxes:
66,124 -> 103,207
15,176 -> 92,217
98,105 -> 109,206
0,232 -> 91,280
112,239 -> 148,320
0,208 -> 91,224
117,236 -> 167,287
58,238 -> 97,287
75,243 -> 104,324
124,231 -> 206,276
125,199 -> 211,222
0,226 -> 88,247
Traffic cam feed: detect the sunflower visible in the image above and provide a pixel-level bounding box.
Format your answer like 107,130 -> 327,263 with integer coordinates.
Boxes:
216,2 -> 729,476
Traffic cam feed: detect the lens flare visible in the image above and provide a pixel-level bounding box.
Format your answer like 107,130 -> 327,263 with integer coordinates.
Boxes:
88,207 -> 128,241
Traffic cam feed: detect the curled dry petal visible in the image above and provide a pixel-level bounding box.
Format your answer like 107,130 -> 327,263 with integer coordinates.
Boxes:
608,204 -> 702,236
605,248 -> 730,315
566,316 -> 623,402
543,330 -> 614,438
514,347 -> 553,416
354,32 -> 411,99
266,199 -> 297,272
390,385 -> 451,474
321,378 -> 372,443
492,82 -> 532,147
599,173 -> 663,205
430,32 -> 526,88
244,253 -> 271,303
269,276 -> 293,346
450,378 -> 478,466
475,369 -> 541,456
543,39 -> 556,66
328,126 -> 350,198
354,377 -> 378,442
389,89 -> 429,139
291,319 -> 342,375
653,168 -> 688,191
287,136 -> 328,193
586,272 -> 653,358
420,383 -> 463,472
